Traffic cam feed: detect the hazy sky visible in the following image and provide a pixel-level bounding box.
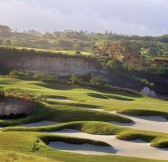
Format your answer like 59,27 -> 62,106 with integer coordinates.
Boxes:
0,0 -> 167,35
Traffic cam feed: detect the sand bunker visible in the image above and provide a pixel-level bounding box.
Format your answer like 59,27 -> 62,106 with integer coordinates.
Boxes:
49,141 -> 116,155
79,107 -> 168,133
50,129 -> 168,160
47,97 -> 73,102
20,120 -> 61,127
80,107 -> 104,112
110,114 -> 168,133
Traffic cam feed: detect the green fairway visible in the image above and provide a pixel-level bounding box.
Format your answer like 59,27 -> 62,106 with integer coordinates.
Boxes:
0,76 -> 168,162
0,77 -> 167,113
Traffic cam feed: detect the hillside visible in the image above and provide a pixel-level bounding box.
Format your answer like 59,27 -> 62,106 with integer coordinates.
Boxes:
0,46 -> 168,97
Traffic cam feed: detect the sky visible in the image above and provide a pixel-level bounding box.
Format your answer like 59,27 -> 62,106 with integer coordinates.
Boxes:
0,0 -> 167,36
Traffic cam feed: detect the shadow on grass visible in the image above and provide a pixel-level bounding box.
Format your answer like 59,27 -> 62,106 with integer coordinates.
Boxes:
92,89 -> 142,98
119,109 -> 168,121
87,93 -> 134,101
36,82 -> 76,90
87,93 -> 109,100
105,94 -> 134,101
46,100 -> 99,109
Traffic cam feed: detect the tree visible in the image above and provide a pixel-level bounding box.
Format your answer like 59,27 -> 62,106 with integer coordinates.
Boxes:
69,75 -> 82,84
140,48 -> 150,60
106,42 -> 125,62
3,39 -> 11,45
0,25 -> 12,37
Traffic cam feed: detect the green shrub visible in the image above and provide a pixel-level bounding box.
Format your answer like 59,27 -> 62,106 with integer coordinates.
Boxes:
2,88 -> 43,103
8,70 -> 58,81
69,74 -> 82,84
90,76 -> 104,86
33,73 -> 57,81
9,70 -> 33,79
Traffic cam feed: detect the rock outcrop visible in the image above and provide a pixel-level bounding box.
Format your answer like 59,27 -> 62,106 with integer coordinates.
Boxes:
141,87 -> 168,100
0,98 -> 35,117
5,56 -> 100,76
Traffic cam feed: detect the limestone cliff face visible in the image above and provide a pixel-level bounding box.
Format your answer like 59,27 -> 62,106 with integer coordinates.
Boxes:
5,56 -> 99,76
0,98 -> 35,116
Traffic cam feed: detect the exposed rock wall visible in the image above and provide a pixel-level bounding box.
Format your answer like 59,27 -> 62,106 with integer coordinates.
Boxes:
5,56 -> 100,76
141,87 -> 168,100
0,98 -> 35,116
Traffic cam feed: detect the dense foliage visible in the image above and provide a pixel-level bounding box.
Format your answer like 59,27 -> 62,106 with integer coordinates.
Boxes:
9,70 -> 58,81
0,87 -> 43,103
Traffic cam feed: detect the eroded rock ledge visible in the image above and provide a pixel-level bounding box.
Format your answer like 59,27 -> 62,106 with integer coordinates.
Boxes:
0,97 -> 35,118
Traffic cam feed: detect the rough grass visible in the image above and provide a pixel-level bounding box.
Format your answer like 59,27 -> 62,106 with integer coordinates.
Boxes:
0,45 -> 94,60
0,150 -> 56,162
3,121 -> 125,135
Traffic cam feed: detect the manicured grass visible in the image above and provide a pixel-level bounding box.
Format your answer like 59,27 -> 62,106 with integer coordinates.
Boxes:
1,76 -> 168,161
3,121 -> 168,149
0,77 -> 168,115
0,102 -> 132,126
119,109 -> 168,120
0,131 -> 166,162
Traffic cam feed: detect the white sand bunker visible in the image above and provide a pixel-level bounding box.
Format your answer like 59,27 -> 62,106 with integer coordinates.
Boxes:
47,97 -> 73,102
49,141 -> 116,155
80,107 -> 104,112
78,107 -> 168,133
80,107 -> 168,133
50,129 -> 168,160
110,114 -> 168,133
20,120 -> 61,127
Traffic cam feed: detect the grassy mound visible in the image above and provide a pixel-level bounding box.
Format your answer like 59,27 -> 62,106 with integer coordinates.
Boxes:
3,121 -> 168,149
119,109 -> 168,120
0,102 -> 132,127
0,150 -> 56,162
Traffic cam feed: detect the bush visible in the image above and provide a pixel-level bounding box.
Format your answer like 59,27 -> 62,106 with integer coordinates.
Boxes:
76,51 -> 81,54
69,74 -> 82,84
90,76 -> 104,86
8,70 -> 58,81
33,73 -> 57,81
9,70 -> 33,79
2,88 -> 43,103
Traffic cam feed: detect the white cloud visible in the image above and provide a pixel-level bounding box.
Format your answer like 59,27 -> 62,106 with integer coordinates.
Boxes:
0,0 -> 167,35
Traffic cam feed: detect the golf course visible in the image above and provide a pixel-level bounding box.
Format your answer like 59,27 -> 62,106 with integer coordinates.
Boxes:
0,75 -> 168,162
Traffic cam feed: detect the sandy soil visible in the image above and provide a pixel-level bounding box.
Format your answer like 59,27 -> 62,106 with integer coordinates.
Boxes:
111,115 -> 168,133
49,129 -> 168,160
